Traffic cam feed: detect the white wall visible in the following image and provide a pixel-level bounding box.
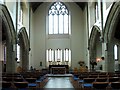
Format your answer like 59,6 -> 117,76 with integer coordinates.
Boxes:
5,1 -> 17,29
30,2 -> 88,70
69,2 -> 85,69
88,2 -> 96,37
22,2 -> 29,37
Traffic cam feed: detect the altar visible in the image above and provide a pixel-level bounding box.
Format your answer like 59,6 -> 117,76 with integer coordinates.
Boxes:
49,65 -> 69,74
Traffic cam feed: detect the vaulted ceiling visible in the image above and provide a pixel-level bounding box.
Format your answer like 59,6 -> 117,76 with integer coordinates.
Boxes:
30,2 -> 87,12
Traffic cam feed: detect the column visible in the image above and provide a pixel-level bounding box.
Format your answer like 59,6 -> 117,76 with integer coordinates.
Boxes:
6,44 -> 16,72
104,42 -> 114,72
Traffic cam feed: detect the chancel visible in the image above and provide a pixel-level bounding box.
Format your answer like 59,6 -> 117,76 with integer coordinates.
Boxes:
1,0 -> 120,89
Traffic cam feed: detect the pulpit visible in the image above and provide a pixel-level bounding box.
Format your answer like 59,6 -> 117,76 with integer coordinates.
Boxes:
49,65 -> 69,74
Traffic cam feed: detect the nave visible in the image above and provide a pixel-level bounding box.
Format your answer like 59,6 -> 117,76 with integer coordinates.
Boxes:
1,1 -> 120,90
2,71 -> 120,90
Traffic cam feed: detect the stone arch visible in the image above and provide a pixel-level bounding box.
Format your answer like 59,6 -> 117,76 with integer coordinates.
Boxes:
18,27 -> 30,71
0,4 -> 16,72
104,2 -> 120,43
89,25 -> 101,70
103,2 -> 120,72
89,25 -> 101,51
89,25 -> 101,59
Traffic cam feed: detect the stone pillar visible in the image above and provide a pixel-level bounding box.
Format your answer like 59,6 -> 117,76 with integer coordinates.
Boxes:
6,43 -> 16,73
101,43 -> 107,71
22,50 -> 29,71
104,42 -> 114,72
20,41 -> 29,72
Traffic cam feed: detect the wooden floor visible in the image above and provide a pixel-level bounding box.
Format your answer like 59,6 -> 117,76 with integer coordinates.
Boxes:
44,77 -> 74,88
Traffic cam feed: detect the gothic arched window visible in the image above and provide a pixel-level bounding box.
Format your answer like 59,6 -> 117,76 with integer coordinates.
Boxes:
64,48 -> 71,62
48,2 -> 70,34
64,48 -> 71,66
46,49 -> 54,62
55,48 -> 62,62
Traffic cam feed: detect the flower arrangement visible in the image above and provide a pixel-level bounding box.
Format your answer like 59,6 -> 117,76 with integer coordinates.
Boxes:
78,61 -> 84,66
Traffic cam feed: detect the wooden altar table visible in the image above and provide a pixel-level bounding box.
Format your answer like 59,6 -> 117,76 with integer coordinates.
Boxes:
49,65 -> 69,74
51,67 -> 66,74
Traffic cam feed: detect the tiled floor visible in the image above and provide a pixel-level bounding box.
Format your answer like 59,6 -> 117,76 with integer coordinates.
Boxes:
44,77 -> 74,88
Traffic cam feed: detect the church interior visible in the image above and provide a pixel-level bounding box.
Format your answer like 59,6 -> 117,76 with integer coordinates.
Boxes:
1,0 -> 120,89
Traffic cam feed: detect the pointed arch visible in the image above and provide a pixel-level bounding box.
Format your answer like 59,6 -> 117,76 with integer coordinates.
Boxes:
18,27 -> 30,51
89,25 -> 101,65
0,4 -> 16,72
103,2 -> 120,72
18,27 -> 30,71
104,2 -> 120,43
89,25 -> 101,51
48,2 -> 71,35
0,4 -> 16,43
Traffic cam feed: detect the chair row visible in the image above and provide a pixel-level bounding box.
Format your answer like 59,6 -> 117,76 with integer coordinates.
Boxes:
1,73 -> 48,89
93,82 -> 120,89
70,75 -> 120,89
81,78 -> 120,89
2,76 -> 48,89
74,74 -> 120,80
73,71 -> 120,76
82,77 -> 120,83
